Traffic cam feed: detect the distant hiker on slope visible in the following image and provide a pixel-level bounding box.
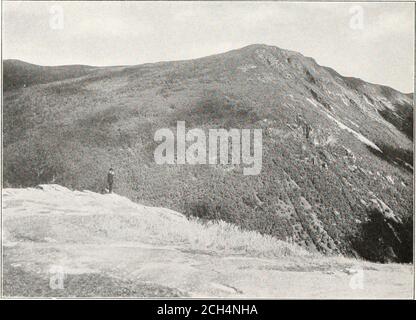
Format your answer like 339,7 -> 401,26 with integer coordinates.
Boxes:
107,168 -> 115,193
304,123 -> 312,140
296,114 -> 312,141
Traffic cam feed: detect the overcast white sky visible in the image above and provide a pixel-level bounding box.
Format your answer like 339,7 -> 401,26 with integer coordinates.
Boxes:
2,1 -> 414,92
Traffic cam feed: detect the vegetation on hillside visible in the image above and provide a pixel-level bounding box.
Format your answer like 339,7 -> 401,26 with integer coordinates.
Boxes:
2,44 -> 413,262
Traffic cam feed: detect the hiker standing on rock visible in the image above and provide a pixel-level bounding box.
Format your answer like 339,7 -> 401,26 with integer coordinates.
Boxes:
107,168 -> 115,193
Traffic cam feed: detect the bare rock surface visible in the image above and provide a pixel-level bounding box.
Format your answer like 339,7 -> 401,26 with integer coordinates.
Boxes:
3,185 -> 412,298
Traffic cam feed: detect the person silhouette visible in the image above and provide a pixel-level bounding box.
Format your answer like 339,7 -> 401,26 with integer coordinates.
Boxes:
107,168 -> 115,193
296,114 -> 312,140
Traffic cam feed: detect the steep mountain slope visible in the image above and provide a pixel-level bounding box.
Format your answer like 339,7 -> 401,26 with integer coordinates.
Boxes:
3,185 -> 412,298
3,44 -> 413,262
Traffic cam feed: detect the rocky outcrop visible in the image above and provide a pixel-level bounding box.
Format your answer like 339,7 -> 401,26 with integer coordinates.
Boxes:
2,185 -> 413,298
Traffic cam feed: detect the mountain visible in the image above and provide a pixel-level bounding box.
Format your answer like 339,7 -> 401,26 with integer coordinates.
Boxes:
3,185 -> 412,298
2,44 -> 413,262
3,59 -> 97,91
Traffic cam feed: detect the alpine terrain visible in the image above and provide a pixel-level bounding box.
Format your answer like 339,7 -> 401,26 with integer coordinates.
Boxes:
3,44 -> 414,267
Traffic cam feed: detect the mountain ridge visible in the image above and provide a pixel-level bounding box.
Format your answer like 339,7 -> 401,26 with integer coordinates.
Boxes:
3,44 -> 413,95
3,43 -> 413,263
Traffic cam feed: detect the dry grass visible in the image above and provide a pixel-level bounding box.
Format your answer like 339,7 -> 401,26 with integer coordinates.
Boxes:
4,186 -> 311,259
3,185 -> 412,298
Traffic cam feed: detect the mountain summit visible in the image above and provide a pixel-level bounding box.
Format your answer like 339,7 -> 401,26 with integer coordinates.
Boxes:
3,44 -> 413,262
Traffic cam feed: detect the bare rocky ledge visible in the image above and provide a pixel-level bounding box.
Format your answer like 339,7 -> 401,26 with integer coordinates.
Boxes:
2,184 -> 413,298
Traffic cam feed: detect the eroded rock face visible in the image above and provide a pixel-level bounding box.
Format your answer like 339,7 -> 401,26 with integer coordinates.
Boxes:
369,198 -> 401,223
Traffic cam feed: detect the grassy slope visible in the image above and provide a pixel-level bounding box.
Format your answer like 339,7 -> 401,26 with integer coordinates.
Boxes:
2,44 -> 413,262
3,59 -> 97,91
